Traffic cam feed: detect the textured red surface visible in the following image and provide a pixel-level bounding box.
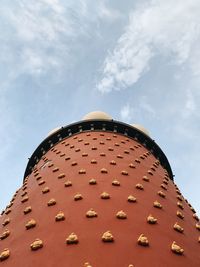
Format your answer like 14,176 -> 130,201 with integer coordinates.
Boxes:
0,131 -> 199,267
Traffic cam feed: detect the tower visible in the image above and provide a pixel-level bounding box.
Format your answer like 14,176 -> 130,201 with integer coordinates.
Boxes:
0,111 -> 199,266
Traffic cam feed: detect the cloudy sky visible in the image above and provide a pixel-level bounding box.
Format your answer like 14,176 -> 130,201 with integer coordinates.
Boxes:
0,0 -> 200,214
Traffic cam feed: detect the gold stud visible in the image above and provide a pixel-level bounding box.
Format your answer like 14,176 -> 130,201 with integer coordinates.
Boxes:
128,265 -> 134,267
2,218 -> 10,227
124,150 -> 129,154
66,233 -> 79,244
4,208 -> 11,215
101,168 -> 108,174
137,234 -> 149,246
153,201 -> 162,209
121,170 -> 128,176
135,159 -> 140,163
84,262 -> 92,267
22,186 -> 27,191
36,176 -> 42,181
116,210 -> 127,219
24,206 -> 32,214
101,192 -> 110,199
78,138 -> 83,142
193,213 -> 199,221
84,142 -> 89,145
115,143 -> 120,146
26,219 -> 36,230
161,184 -> 167,190
177,202 -> 184,210
0,248 -> 10,261
176,189 -> 181,195
147,170 -> 153,176
135,183 -> 144,190
75,148 -> 80,152
82,153 -> 88,157
158,191 -> 166,198
21,196 -> 29,203
110,160 -> 116,165
173,222 -> 184,233
86,208 -> 98,218
143,176 -> 149,182
79,169 -> 86,174
65,157 -> 71,161
58,173 -> 65,179
171,241 -> 184,255
65,181 -> 72,187
30,239 -> 43,251
176,211 -> 184,219
91,146 -> 97,150
100,141 -> 104,145
163,180 -> 168,185
47,198 -> 56,206
100,153 -> 106,156
102,231 -> 114,242
117,154 -> 123,159
48,163 -> 54,167
55,211 -> 65,221
70,145 -> 74,148
127,195 -> 137,203
112,180 -> 120,186
108,147 -> 114,151
53,167 -> 59,172
89,179 -> 97,185
38,180 -> 45,186
91,159 -> 97,164
42,187 -> 50,194
0,229 -> 10,240
74,193 -> 83,201
147,214 -> 157,224
72,161 -> 78,166
196,223 -> 200,231
129,163 -> 136,168
106,137 -> 111,140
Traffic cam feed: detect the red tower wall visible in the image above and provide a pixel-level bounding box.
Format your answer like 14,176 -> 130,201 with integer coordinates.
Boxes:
0,130 -> 199,267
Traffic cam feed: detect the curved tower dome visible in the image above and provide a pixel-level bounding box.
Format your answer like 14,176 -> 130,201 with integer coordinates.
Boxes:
131,124 -> 150,137
82,111 -> 112,120
0,113 -> 199,267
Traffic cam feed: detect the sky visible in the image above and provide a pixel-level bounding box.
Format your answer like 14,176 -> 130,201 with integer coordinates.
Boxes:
0,0 -> 199,214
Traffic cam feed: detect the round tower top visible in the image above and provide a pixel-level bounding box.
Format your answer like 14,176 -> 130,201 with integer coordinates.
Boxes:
131,124 -> 150,137
82,111 -> 112,120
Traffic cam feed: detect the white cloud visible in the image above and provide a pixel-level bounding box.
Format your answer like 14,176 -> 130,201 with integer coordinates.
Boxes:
0,0 -> 121,86
97,0 -> 200,92
120,103 -> 133,122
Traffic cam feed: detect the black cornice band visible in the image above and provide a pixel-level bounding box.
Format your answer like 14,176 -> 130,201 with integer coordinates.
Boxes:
24,120 -> 174,181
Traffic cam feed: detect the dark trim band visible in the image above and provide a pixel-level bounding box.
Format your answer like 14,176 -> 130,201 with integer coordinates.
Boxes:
24,120 -> 174,181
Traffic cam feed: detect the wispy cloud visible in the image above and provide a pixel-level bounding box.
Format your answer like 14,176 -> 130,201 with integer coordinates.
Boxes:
97,0 -> 200,93
120,103 -> 133,122
0,0 -> 121,87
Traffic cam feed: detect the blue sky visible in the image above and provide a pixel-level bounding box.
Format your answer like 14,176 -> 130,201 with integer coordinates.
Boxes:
0,0 -> 200,214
